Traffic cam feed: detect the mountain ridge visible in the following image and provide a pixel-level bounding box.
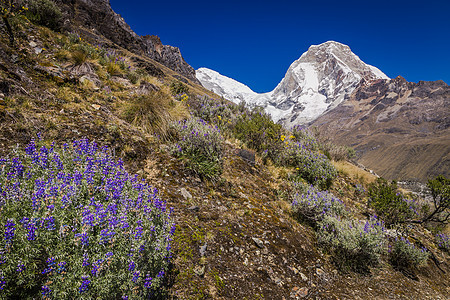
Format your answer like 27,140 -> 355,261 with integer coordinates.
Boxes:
56,0 -> 198,82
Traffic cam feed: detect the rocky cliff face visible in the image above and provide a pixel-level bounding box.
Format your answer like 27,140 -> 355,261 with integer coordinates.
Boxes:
196,41 -> 388,126
57,0 -> 198,83
310,76 -> 450,182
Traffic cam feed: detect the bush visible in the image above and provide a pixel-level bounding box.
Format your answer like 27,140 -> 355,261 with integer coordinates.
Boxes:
435,233 -> 450,252
170,118 -> 224,180
0,138 -> 174,299
26,0 -> 62,31
389,237 -> 428,270
292,184 -> 345,226
279,140 -> 337,189
291,125 -> 319,151
188,96 -> 236,134
368,178 -> 419,225
169,81 -> 189,95
317,215 -> 386,272
233,108 -> 284,155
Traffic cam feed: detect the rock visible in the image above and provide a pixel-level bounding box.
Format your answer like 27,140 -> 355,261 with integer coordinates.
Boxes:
299,272 -> 308,282
316,268 -> 325,276
237,149 -> 256,165
200,243 -> 207,257
291,287 -> 309,298
91,104 -> 101,110
187,205 -> 199,212
180,188 -> 192,200
29,41 -> 37,48
252,237 -> 264,249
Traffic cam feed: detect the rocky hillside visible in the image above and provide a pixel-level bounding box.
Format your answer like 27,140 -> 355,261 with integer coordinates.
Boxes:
311,76 -> 450,182
0,2 -> 449,299
55,0 -> 198,83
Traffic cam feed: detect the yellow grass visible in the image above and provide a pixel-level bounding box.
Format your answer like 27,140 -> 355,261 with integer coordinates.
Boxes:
332,160 -> 378,184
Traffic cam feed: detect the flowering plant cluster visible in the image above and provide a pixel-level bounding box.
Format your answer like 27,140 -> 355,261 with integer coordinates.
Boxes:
435,233 -> 449,252
317,215 -> 386,272
292,184 -> 345,226
0,137 -> 174,299
291,125 -> 320,151
170,118 -> 224,180
174,93 -> 189,102
278,140 -> 337,189
389,236 -> 429,269
188,96 -> 237,133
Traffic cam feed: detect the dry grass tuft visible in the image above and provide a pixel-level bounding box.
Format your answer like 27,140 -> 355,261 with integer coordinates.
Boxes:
121,90 -> 188,139
71,49 -> 88,66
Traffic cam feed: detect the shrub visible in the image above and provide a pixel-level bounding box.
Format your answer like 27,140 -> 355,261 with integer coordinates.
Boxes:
292,184 -> 345,226
233,108 -> 283,155
389,236 -> 428,270
188,96 -> 235,133
368,178 -> 419,225
26,0 -> 62,31
291,125 -> 319,151
170,81 -> 189,95
279,140 -> 337,189
0,137 -> 174,299
317,215 -> 386,272
170,118 -> 224,180
435,233 -> 450,252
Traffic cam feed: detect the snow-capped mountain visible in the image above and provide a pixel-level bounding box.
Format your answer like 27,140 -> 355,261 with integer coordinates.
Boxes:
196,68 -> 259,103
196,41 -> 389,126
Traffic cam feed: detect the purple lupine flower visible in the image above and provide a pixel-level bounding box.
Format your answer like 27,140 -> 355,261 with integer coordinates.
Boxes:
16,261 -> 26,273
79,275 -> 90,293
41,285 -> 51,296
144,274 -> 152,288
128,261 -> 135,271
4,219 -> 16,246
57,261 -> 67,273
132,271 -> 140,283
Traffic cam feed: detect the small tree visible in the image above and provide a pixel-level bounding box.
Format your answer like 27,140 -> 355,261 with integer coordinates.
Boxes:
368,178 -> 418,226
422,175 -> 450,224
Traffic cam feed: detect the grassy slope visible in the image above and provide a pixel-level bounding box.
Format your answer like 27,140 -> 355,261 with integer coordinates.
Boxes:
0,18 -> 449,299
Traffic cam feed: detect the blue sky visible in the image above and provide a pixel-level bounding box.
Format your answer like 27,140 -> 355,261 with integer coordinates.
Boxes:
110,0 -> 450,93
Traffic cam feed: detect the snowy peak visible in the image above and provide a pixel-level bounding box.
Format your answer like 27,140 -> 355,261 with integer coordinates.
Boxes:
196,68 -> 258,104
196,41 -> 389,126
269,41 -> 389,125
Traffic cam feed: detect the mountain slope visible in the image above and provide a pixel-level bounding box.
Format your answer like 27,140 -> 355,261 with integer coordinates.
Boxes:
310,76 -> 450,181
196,41 -> 388,125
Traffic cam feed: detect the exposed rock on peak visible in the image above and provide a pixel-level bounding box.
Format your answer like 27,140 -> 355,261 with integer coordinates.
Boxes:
57,0 -> 198,82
